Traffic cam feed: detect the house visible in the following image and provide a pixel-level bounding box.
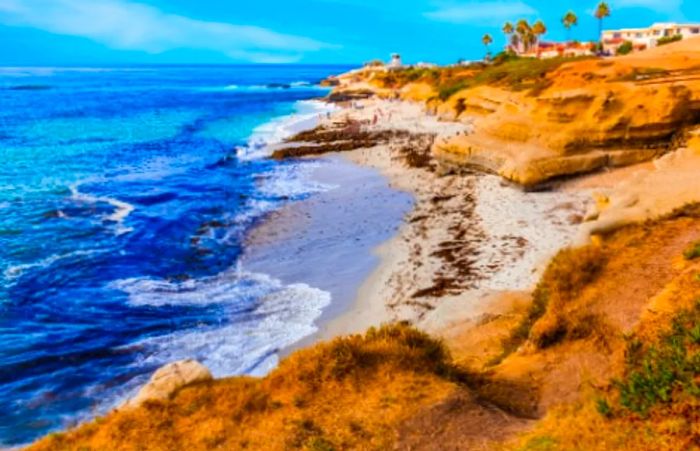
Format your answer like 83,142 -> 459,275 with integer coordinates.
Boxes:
602,23 -> 700,53
509,41 -> 595,59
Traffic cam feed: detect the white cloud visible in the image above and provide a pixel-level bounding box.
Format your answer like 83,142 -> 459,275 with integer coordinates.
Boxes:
0,0 -> 334,63
425,1 -> 537,25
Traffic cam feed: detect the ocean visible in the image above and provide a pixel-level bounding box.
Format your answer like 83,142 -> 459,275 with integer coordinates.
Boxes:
0,65 -> 358,446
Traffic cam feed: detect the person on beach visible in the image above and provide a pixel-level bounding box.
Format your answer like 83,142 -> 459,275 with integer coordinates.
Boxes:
372,114 -> 378,125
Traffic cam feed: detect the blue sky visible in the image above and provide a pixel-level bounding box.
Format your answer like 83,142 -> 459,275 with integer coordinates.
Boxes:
0,0 -> 697,65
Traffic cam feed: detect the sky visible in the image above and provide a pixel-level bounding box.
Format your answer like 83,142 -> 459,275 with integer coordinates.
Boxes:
0,0 -> 697,65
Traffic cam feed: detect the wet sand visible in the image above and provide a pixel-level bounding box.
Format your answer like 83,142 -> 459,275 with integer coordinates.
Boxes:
241,154 -> 413,350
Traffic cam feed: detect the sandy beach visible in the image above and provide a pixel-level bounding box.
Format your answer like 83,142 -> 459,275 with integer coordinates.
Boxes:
271,98 -> 594,342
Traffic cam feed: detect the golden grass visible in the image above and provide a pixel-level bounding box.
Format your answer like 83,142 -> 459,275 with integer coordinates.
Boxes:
28,324 -> 460,451
508,215 -> 700,451
494,246 -> 607,364
28,210 -> 700,451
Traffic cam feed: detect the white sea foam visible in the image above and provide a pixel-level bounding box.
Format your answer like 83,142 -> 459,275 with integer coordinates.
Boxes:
238,100 -> 337,160
69,184 -> 135,235
4,249 -> 103,281
257,161 -> 338,199
112,267 -> 331,377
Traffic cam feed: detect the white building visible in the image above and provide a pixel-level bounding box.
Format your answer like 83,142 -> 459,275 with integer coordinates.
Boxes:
388,53 -> 403,70
602,23 -> 700,53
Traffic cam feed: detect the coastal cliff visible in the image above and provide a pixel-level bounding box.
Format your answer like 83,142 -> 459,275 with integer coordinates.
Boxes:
27,39 -> 700,450
332,37 -> 700,189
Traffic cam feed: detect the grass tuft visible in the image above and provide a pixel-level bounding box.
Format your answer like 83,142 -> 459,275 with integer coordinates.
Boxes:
683,241 -> 700,260
602,301 -> 700,417
493,246 -> 607,363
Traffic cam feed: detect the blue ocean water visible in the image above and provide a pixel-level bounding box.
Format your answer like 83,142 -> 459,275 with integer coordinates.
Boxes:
0,65 -> 354,446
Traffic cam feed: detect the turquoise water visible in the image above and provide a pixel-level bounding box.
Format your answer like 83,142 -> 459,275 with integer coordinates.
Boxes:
0,65 -> 354,445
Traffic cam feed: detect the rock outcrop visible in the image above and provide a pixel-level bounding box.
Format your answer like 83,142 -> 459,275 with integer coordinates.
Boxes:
124,359 -> 212,408
327,38 -> 700,188
577,129 -> 700,242
432,53 -> 700,187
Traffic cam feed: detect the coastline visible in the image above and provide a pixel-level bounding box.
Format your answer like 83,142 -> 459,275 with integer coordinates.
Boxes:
241,153 -> 412,353
270,97 -> 592,344
26,40 -> 700,450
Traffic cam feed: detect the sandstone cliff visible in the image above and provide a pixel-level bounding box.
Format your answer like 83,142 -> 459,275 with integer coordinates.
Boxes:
333,38 -> 700,188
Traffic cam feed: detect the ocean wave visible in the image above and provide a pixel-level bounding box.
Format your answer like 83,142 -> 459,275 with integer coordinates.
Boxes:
111,266 -> 275,307
111,267 -> 331,377
69,184 -> 135,236
6,84 -> 53,91
211,82 -> 324,93
4,249 -> 103,282
238,100 -> 337,160
257,161 -> 338,199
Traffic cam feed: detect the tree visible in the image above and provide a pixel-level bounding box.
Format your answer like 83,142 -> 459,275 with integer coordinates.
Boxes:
616,41 -> 633,55
482,33 -> 493,60
502,22 -> 514,52
562,11 -> 578,42
595,2 -> 611,42
516,19 -> 532,53
532,20 -> 547,56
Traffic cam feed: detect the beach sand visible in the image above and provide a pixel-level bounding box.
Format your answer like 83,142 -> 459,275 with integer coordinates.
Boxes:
244,97 -> 595,352
308,99 -> 593,340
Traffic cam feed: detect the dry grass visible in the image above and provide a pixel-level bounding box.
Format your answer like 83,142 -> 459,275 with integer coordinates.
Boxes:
28,209 -> 700,450
527,246 -> 608,349
513,282 -> 700,451
494,246 -> 607,363
508,214 -> 700,451
28,324 -> 462,451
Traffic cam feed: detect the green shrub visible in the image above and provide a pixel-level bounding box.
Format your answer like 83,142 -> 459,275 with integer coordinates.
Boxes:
364,59 -> 384,67
683,241 -> 700,260
438,56 -> 586,100
616,41 -> 633,55
596,397 -> 612,417
605,301 -> 700,417
657,34 -> 683,46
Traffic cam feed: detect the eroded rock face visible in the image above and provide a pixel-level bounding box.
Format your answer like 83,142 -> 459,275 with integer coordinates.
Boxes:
432,69 -> 700,187
344,38 -> 700,187
124,359 -> 212,408
577,132 -> 700,243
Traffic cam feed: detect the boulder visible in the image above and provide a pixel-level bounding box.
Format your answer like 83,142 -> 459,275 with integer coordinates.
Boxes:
124,359 -> 212,408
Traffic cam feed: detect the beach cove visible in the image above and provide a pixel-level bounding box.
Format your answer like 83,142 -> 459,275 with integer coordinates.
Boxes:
22,36 -> 700,450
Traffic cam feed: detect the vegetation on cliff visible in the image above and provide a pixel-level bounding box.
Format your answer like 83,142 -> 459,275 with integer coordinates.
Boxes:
28,324 -> 464,450
370,54 -> 585,100
29,204 -> 700,450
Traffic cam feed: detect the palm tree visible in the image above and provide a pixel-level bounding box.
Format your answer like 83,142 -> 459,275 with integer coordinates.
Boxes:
595,2 -> 611,42
516,19 -> 532,53
532,20 -> 547,56
482,33 -> 493,60
502,22 -> 514,52
562,11 -> 578,43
